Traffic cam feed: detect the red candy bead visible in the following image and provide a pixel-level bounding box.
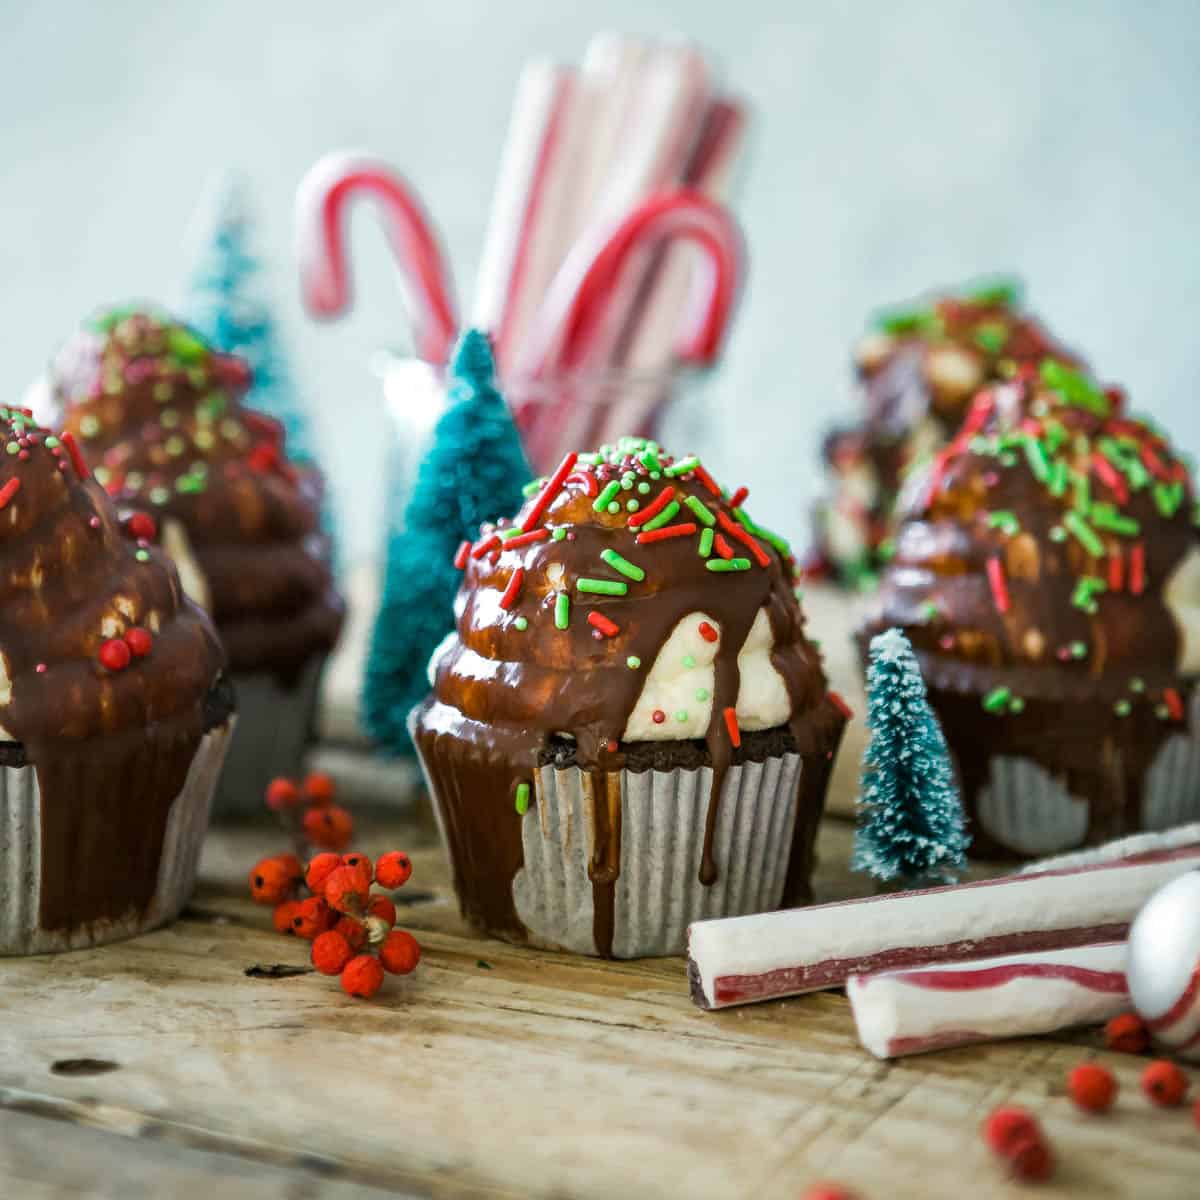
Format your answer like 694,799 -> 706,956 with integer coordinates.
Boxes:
1068,1063 -> 1117,1112
98,638 -> 131,671
374,850 -> 413,889
340,954 -> 385,999
651,709 -> 666,724
123,627 -> 153,658
126,512 -> 157,541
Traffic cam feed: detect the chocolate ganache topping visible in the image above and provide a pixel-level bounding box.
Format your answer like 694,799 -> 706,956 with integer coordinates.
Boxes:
0,403 -> 229,931
416,437 -> 847,952
861,361 -> 1200,709
50,307 -> 343,682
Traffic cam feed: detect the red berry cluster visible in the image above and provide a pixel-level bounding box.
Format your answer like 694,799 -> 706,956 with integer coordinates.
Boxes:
265,772 -> 354,853
982,1107 -> 1054,1183
249,843 -> 419,1000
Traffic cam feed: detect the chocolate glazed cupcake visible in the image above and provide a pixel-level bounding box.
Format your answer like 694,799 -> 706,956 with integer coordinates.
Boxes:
412,439 -> 847,958
860,362 -> 1200,859
813,281 -> 1079,585
50,308 -> 344,813
0,406 -> 233,954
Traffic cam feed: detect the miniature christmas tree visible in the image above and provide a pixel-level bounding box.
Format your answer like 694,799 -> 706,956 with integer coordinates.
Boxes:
181,172 -> 318,466
363,329 -> 530,754
852,627 -> 970,885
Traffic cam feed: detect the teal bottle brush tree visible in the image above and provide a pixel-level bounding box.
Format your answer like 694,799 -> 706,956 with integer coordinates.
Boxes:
852,627 -> 971,885
363,330 -> 531,754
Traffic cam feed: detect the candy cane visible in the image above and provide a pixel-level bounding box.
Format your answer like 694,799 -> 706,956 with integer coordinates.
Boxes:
296,151 -> 458,364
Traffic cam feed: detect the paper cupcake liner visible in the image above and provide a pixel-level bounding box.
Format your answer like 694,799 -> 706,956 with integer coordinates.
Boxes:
0,718 -> 234,955
213,657 -> 324,815
511,753 -> 805,958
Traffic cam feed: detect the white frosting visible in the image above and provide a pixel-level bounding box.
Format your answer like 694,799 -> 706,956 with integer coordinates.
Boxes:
1164,545 -> 1200,673
427,630 -> 459,687
622,609 -> 792,741
162,517 -> 211,613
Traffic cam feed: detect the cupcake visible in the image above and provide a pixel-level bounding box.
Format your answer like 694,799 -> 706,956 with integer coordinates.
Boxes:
49,307 -> 344,813
0,405 -> 233,953
412,438 -> 847,958
859,361 -> 1200,858
812,280 -> 1079,585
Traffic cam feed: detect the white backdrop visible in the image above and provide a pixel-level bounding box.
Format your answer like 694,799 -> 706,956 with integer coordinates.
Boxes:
2,0 -> 1197,564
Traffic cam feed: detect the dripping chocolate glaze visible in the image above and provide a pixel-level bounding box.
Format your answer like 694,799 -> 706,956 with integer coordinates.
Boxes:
51,310 -> 343,686
0,409 -> 228,932
415,446 -> 843,955
860,369 -> 1198,855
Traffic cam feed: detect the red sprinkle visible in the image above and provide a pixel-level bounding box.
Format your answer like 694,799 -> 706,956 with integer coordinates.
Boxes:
651,709 -> 666,725
827,691 -> 854,722
1163,688 -> 1185,721
499,567 -> 524,611
697,621 -> 719,643
693,464 -> 721,497
0,477 -> 20,509
635,521 -> 697,544
626,485 -> 676,528
713,533 -> 735,560
986,555 -> 1010,614
961,392 -> 995,438
587,611 -> 620,638
1091,453 -> 1129,504
1129,542 -> 1146,595
126,512 -> 157,541
717,511 -> 770,567
504,527 -> 550,550
521,452 -> 577,532
453,540 -> 470,569
1141,444 -> 1172,481
728,486 -> 749,508
471,533 -> 501,559
723,706 -> 741,748
61,431 -> 91,482
563,471 -> 598,497
1107,549 -> 1124,592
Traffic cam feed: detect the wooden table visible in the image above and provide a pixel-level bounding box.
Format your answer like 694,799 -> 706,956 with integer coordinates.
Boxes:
1,808 -> 1196,1199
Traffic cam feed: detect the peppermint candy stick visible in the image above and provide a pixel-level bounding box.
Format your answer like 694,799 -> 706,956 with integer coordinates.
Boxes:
848,942 -> 1128,1059
687,844 -> 1200,1011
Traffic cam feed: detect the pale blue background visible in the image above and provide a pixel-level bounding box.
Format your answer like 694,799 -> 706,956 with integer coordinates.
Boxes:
2,0 -> 1197,564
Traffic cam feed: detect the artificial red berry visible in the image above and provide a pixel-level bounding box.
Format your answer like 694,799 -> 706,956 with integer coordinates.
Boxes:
341,954 -> 385,998
248,856 -> 299,905
1068,1063 -> 1117,1113
265,777 -> 300,811
982,1106 -> 1041,1156
302,771 -> 336,806
379,929 -> 421,975
368,894 -> 397,927
1105,1012 -> 1149,1055
302,804 -> 353,851
305,851 -> 342,895
272,899 -> 301,935
323,865 -> 370,913
799,1187 -> 858,1200
335,915 -> 368,951
290,897 -> 334,940
311,930 -> 354,976
126,512 -> 157,541
374,850 -> 413,889
1142,1060 -> 1189,1107
123,627 -> 153,658
1006,1134 -> 1055,1182
98,638 -> 131,671
340,852 -> 373,885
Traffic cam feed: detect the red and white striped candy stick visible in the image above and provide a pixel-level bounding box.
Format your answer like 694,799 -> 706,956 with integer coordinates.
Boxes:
848,942 -> 1128,1059
687,843 -> 1200,1011
296,152 -> 458,364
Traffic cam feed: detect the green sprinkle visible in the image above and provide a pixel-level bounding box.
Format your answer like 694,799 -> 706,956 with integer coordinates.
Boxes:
626,656 -> 641,670
601,548 -> 645,582
637,481 -> 651,495
973,321 -> 1009,354
593,480 -> 622,511
641,499 -> 681,532
4,443 -> 17,456
1156,704 -> 1171,720
522,478 -> 544,498
79,414 -> 101,438
578,453 -> 601,465
987,510 -> 1020,536
577,578 -> 628,595
135,549 -> 150,563
606,501 -> 621,514
684,495 -> 716,526
1090,503 -> 1140,536
1040,359 -> 1110,416
982,687 -> 1012,713
1023,436 -> 1051,482
682,654 -> 697,669
1000,452 -> 1018,467
705,558 -> 752,572
1071,470 -> 1091,514
149,486 -> 170,505
514,782 -> 530,815
166,326 -> 206,363
1154,481 -> 1184,518
1064,511 -> 1104,557
554,592 -> 570,629
552,527 -> 567,541
664,455 -> 700,477
43,436 -> 59,449
513,616 -> 528,631
1130,677 -> 1145,693
698,527 -> 714,557
626,499 -> 639,512
620,475 -> 635,490
1010,697 -> 1026,714
675,710 -> 689,723
1050,525 -> 1067,543
1114,699 -> 1132,717
695,688 -> 709,702
1071,576 -> 1107,611
963,278 -> 1022,307
878,538 -> 896,562
650,471 -> 661,480
875,305 -> 942,337
639,448 -> 661,473
1071,641 -> 1088,659
921,601 -> 940,621
499,526 -> 524,540
1047,459 -> 1068,498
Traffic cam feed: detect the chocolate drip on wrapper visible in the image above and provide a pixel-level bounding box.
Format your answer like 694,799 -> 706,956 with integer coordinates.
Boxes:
413,438 -> 845,957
